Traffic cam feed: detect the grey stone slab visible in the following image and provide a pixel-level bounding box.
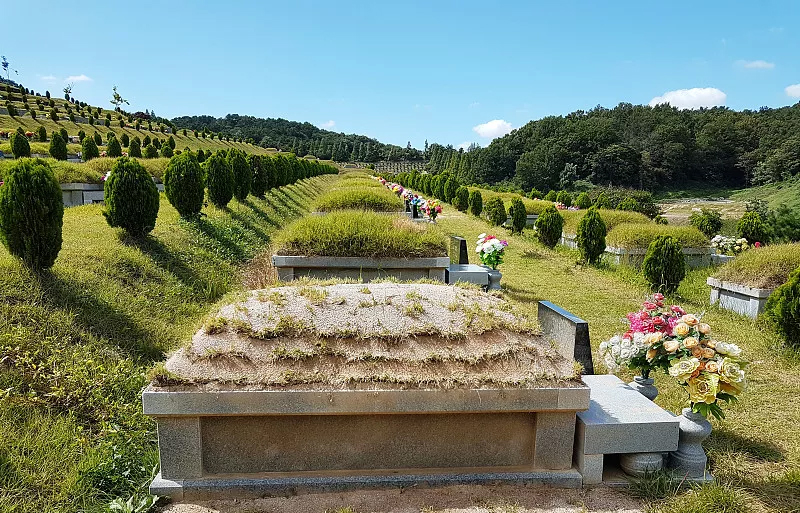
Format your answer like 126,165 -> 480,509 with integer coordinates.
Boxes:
157,417 -> 203,480
200,413 -> 535,473
575,452 -> 603,485
150,468 -> 583,500
449,236 -> 469,264
533,412 -> 576,470
558,387 -> 591,410
446,264 -> 489,286
707,277 -> 775,319
272,255 -> 450,269
577,375 -> 679,455
143,386 -> 586,416
537,301 -> 594,374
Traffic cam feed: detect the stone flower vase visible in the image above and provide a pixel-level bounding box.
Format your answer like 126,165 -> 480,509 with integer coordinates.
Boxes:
668,407 -> 714,481
628,374 -> 658,401
486,267 -> 502,290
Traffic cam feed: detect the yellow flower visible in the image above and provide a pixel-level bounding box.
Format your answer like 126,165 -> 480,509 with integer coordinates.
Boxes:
683,337 -> 699,349
644,332 -> 665,346
698,323 -> 711,335
691,347 -> 704,358
718,358 -> 745,384
680,314 -> 700,326
669,357 -> 701,383
663,339 -> 680,353
705,339 -> 717,349
674,323 -> 691,337
702,347 -> 716,359
646,348 -> 658,361
688,373 -> 719,404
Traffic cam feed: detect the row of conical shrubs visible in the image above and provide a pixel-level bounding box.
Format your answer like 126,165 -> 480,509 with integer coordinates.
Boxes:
0,153 -> 337,269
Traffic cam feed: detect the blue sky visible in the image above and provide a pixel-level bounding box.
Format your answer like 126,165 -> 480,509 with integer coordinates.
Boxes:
3,1 -> 798,149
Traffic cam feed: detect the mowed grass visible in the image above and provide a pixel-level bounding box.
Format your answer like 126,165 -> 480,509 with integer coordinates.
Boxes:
313,186 -> 404,212
435,209 -> 800,513
605,223 -> 709,249
0,156 -> 171,183
0,113 -> 276,156
560,209 -> 651,235
712,243 -> 800,289
275,210 -> 447,258
0,174 -> 337,512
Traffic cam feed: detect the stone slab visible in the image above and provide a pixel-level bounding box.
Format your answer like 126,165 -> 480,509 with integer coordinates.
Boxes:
577,375 -> 679,455
150,468 -> 583,500
142,385 -> 589,416
446,263 -> 489,286
272,255 -> 450,283
200,412 -> 536,473
449,236 -> 469,264
537,301 -> 594,374
707,277 -> 775,319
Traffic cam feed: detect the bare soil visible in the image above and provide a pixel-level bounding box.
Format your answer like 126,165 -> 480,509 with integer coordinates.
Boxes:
160,485 -> 643,513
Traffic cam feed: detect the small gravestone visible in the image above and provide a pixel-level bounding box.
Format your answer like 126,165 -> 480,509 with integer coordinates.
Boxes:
449,236 -> 469,265
537,301 -> 594,374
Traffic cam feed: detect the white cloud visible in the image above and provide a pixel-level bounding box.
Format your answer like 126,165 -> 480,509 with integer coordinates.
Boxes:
786,84 -> 800,98
39,74 -> 56,81
65,74 -> 92,82
473,119 -> 513,139
737,60 -> 775,69
648,88 -> 727,109
320,120 -> 335,128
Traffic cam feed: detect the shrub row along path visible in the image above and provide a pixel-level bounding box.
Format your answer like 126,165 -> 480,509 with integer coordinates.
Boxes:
0,175 -> 337,512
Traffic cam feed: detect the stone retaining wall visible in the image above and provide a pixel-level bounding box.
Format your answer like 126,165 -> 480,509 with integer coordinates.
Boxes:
707,277 -> 775,319
272,255 -> 450,282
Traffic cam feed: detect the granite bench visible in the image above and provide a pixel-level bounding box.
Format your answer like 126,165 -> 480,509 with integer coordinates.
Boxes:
575,375 -> 679,484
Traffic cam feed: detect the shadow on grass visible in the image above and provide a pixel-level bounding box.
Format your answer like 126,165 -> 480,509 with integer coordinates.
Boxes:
709,427 -> 785,463
501,282 -> 541,304
241,198 -> 282,229
119,233 -> 226,302
184,215 -> 249,263
227,209 -> 272,244
37,270 -> 164,361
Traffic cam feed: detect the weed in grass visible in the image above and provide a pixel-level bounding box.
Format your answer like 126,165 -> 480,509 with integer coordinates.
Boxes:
403,300 -> 425,317
405,290 -> 423,301
299,286 -> 329,305
359,286 -> 371,294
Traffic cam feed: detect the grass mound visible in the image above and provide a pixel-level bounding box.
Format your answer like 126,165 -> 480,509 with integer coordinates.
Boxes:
606,223 -> 709,249
712,242 -> 800,288
275,211 -> 447,258
0,157 -> 170,184
561,209 -> 651,235
314,186 -> 403,212
472,188 -> 551,215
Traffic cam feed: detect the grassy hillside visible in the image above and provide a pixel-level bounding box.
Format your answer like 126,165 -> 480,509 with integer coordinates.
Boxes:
0,113 -> 273,156
0,175 -> 337,512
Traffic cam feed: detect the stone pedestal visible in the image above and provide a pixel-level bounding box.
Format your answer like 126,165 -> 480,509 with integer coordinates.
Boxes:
668,408 -> 714,482
619,452 -> 663,477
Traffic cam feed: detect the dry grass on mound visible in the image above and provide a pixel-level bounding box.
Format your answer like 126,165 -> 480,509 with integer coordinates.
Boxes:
153,283 -> 581,390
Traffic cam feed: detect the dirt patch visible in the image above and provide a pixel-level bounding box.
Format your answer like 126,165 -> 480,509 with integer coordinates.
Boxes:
159,485 -> 643,513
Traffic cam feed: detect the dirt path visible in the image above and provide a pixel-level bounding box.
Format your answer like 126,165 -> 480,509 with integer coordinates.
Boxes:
161,484 -> 642,513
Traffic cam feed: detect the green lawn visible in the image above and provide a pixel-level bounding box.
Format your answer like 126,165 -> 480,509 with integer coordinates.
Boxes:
0,174 -> 337,512
435,209 -> 800,513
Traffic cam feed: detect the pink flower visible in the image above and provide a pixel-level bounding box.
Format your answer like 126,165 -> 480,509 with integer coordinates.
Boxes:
653,293 -> 664,302
643,301 -> 658,311
755,242 -> 761,248
670,305 -> 686,316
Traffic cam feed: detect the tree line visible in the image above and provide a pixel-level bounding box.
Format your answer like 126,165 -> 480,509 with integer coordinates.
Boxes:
426,102 -> 800,192
171,114 -> 422,162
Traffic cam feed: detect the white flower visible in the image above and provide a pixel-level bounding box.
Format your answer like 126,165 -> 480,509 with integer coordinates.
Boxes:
478,233 -> 486,240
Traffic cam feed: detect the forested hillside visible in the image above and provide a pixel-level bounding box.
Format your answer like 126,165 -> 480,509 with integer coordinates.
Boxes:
172,114 -> 422,162
427,102 -> 800,192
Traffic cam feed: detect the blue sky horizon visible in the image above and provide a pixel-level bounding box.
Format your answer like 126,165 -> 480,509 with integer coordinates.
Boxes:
3,1 -> 799,149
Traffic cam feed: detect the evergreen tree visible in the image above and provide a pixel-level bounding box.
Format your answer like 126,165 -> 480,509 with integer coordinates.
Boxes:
49,132 -> 68,160
81,136 -> 100,161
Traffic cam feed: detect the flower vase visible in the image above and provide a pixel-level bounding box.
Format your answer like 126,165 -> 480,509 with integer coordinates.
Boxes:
628,375 -> 658,401
668,407 -> 714,481
480,266 -> 501,290
411,204 -> 419,219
